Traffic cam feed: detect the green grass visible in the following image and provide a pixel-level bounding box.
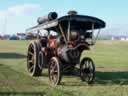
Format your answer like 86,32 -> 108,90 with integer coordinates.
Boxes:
0,40 -> 128,96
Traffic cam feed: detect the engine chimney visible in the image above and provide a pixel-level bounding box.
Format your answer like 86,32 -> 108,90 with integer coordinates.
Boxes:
67,10 -> 78,15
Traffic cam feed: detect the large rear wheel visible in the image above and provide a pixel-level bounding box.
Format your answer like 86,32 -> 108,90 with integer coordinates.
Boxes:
27,41 -> 42,76
80,57 -> 95,84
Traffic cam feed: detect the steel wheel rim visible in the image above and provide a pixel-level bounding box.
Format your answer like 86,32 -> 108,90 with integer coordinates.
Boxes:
80,58 -> 95,83
27,43 -> 35,73
49,57 -> 60,86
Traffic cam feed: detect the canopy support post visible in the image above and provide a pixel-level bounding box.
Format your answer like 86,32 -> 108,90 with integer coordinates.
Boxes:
37,30 -> 40,39
59,24 -> 67,43
92,23 -> 101,45
91,23 -> 95,45
67,21 -> 71,41
94,29 -> 101,44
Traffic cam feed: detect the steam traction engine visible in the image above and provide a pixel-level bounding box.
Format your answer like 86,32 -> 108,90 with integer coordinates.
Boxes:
26,11 -> 106,86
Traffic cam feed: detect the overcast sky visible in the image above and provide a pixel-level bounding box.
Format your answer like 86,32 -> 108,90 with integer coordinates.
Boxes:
0,0 -> 128,35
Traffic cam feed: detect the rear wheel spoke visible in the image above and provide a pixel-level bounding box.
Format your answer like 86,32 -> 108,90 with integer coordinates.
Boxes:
28,51 -> 34,56
29,65 -> 34,72
28,60 -> 33,63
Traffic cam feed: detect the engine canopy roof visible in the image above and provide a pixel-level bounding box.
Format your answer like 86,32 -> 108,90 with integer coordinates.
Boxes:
26,15 -> 106,33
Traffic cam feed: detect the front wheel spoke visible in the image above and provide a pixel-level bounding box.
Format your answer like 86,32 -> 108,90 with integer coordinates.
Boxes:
87,62 -> 90,69
82,64 -> 86,69
83,72 -> 87,78
54,70 -> 58,73
50,67 -> 55,73
52,64 -> 56,70
88,62 -> 92,69
51,69 -> 58,74
52,75 -> 56,82
51,75 -> 54,81
51,73 -> 57,83
88,73 -> 93,79
87,73 -> 91,78
87,75 -> 92,81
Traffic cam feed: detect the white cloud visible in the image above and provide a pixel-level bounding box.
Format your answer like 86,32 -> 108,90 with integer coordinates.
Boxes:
0,4 -> 40,17
0,11 -> 8,17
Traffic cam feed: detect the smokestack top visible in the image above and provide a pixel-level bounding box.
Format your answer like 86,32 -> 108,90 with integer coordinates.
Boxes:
67,10 -> 78,15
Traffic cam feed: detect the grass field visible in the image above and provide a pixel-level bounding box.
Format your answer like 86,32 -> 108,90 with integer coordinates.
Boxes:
0,40 -> 128,96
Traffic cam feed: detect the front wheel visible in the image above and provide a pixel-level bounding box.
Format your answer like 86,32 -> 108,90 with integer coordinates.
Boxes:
48,57 -> 62,86
80,57 -> 95,84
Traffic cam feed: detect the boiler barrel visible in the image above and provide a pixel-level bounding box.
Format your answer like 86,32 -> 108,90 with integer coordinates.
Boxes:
37,12 -> 58,24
